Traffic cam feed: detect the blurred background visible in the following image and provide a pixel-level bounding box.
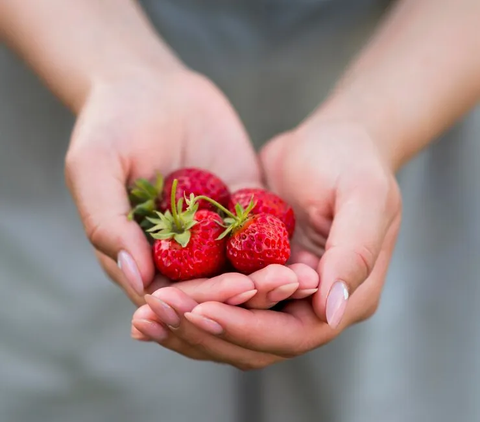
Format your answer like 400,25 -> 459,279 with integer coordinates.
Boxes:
1,0 -> 480,421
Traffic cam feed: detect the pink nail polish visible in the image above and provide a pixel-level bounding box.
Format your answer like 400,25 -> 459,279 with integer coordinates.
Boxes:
132,319 -> 168,342
184,312 -> 224,335
145,295 -> 180,328
226,289 -> 258,306
326,281 -> 349,328
267,282 -> 299,303
292,288 -> 318,299
117,250 -> 144,295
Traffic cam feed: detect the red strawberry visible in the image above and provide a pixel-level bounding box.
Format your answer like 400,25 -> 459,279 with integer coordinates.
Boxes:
226,213 -> 290,274
160,168 -> 230,213
147,180 -> 226,281
229,188 -> 295,237
194,195 -> 291,274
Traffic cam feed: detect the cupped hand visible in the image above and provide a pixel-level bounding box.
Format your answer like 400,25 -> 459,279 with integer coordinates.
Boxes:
135,118 -> 401,369
261,118 -> 402,327
65,66 -> 316,307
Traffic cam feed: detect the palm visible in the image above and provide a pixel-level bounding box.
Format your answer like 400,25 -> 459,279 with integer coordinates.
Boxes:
71,70 -> 262,304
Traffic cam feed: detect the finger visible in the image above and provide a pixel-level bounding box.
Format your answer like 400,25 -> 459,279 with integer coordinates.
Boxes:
131,325 -> 151,342
288,264 -> 319,299
242,264 -> 299,309
132,305 -> 209,361
168,273 -> 257,306
145,288 -> 282,369
244,264 -> 319,308
184,300 -> 333,357
341,212 -> 401,327
65,142 -> 154,295
314,180 -> 397,328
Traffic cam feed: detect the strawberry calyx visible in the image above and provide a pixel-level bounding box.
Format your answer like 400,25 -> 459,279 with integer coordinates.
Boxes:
127,173 -> 164,222
146,179 -> 199,247
194,194 -> 256,239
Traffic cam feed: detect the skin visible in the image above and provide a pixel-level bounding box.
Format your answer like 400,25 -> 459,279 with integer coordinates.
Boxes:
0,0 -> 319,309
2,0 -> 480,369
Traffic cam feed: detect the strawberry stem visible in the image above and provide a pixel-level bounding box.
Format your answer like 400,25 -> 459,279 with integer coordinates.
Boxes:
170,179 -> 182,230
194,195 -> 238,220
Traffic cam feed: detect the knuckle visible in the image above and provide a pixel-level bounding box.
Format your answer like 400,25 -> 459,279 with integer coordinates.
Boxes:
351,244 -> 376,281
64,143 -> 88,177
84,215 -> 110,252
186,335 -> 208,349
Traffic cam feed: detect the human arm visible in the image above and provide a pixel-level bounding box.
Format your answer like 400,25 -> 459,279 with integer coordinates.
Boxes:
0,0 -> 181,112
318,0 -> 480,170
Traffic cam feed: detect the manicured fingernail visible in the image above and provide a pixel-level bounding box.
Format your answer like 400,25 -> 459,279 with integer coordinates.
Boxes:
184,312 -> 224,335
131,325 -> 150,341
117,250 -> 143,295
132,319 -> 168,342
145,295 -> 180,328
226,289 -> 258,305
326,281 -> 349,328
267,282 -> 299,303
292,288 -> 318,299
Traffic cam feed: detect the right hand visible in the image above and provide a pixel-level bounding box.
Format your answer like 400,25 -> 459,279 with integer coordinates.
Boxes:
65,66 -> 317,307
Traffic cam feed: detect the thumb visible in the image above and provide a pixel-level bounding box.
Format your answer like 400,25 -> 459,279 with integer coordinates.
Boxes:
65,145 -> 155,295
313,183 -> 394,328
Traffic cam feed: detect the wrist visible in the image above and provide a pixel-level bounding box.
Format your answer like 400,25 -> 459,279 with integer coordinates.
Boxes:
72,43 -> 185,114
309,96 -> 404,173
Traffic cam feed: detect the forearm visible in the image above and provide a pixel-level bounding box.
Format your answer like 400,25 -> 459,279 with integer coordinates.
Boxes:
0,0 -> 182,112
317,0 -> 480,170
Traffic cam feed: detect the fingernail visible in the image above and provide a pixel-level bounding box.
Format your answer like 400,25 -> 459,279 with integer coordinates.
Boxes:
145,295 -> 180,328
184,312 -> 224,335
292,288 -> 318,299
132,319 -> 168,342
226,289 -> 258,306
131,325 -> 149,341
267,282 -> 299,303
326,281 -> 349,329
117,250 -> 144,295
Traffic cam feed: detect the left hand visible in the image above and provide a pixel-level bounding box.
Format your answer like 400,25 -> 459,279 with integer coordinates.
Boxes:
133,118 -> 402,369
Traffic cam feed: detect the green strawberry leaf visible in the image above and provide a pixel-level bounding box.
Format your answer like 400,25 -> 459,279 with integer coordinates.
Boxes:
174,231 -> 191,247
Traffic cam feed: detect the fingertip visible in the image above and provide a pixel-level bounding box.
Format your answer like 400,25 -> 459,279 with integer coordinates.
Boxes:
249,264 -> 298,288
132,304 -> 156,320
149,286 -> 198,312
108,220 -> 156,295
122,223 -> 156,286
287,263 -> 319,289
131,325 -> 151,341
132,319 -> 168,342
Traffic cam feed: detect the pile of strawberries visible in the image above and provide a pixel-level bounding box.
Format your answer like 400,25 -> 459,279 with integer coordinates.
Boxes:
128,168 -> 295,281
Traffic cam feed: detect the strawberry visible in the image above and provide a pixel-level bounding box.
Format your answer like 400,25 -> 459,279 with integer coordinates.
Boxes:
160,168 -> 230,213
147,180 -> 226,281
229,188 -> 296,237
226,213 -> 290,274
194,195 -> 291,274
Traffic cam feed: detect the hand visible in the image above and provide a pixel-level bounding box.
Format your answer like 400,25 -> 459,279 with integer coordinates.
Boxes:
65,66 -> 317,307
135,118 -> 401,369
